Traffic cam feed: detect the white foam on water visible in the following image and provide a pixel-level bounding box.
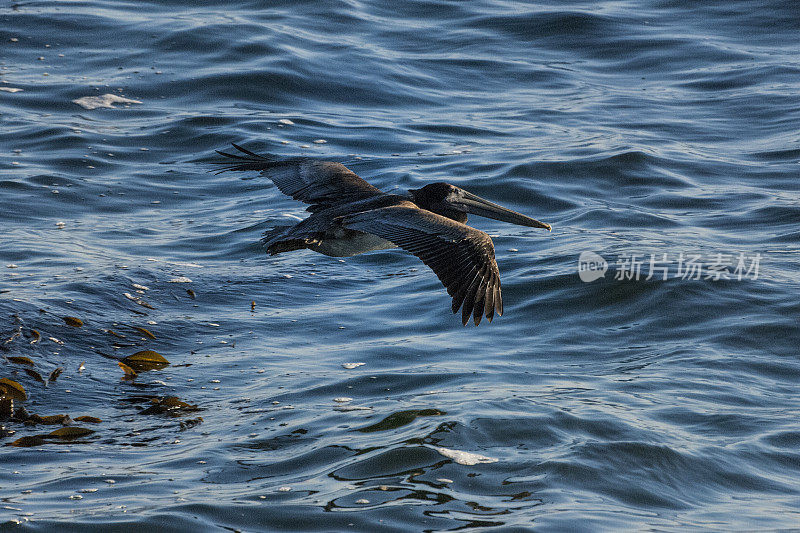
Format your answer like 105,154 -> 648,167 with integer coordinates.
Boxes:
72,94 -> 142,110
433,447 -> 498,465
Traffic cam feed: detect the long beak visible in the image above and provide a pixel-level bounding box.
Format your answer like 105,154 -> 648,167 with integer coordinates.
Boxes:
456,191 -> 551,231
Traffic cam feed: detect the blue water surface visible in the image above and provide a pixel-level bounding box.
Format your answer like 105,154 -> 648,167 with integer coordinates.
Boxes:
1,0 -> 799,530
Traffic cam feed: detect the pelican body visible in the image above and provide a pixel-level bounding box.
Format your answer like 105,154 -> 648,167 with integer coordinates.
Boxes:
216,144 -> 551,325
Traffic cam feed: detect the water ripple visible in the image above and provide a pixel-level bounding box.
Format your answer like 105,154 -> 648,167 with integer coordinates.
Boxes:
2,0 -> 799,530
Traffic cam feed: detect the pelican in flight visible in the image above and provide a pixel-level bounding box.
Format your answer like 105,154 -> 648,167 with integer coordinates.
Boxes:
215,144 -> 551,325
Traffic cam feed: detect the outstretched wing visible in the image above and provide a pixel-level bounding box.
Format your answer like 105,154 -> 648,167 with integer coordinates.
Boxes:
340,204 -> 503,326
215,144 -> 382,209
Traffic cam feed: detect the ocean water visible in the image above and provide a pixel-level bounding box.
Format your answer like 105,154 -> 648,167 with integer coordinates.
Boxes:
2,0 -> 799,530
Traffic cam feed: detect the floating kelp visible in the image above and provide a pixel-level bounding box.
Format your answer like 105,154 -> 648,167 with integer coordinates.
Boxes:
118,361 -> 137,379
6,424 -> 97,446
0,397 -> 13,419
74,416 -> 101,423
63,316 -> 84,327
3,327 -> 22,345
122,350 -> 169,371
334,405 -> 373,412
112,342 -> 137,350
0,378 -> 27,401
9,435 -> 45,447
10,407 -> 99,426
28,329 -> 41,343
7,356 -> 35,367
123,292 -> 155,309
179,416 -> 203,430
48,367 -> 64,383
105,329 -> 126,339
23,368 -> 46,385
139,396 -> 200,417
25,414 -> 72,426
356,409 -> 445,433
9,406 -> 27,422
130,326 -> 156,340
48,426 -> 94,439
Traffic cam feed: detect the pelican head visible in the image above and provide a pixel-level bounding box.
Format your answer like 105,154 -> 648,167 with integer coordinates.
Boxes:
410,182 -> 551,231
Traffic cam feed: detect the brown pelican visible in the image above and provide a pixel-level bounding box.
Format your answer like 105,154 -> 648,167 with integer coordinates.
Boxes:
215,144 -> 551,325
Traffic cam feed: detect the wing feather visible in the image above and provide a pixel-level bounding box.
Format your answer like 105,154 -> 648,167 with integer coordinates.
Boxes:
215,144 -> 382,207
341,204 -> 503,326
484,281 -> 495,322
